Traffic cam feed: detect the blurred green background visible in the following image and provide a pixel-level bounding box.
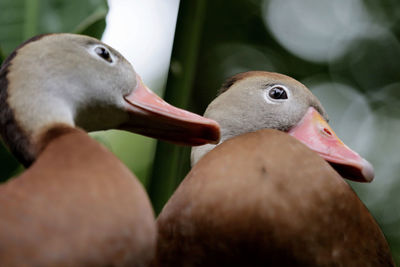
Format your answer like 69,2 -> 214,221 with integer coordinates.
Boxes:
1,0 -> 400,264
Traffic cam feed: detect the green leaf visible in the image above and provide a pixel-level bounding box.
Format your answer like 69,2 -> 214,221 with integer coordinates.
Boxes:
0,46 -> 4,64
0,0 -> 108,56
148,0 -> 208,214
0,140 -> 21,182
0,0 -> 26,55
89,131 -> 114,153
38,0 -> 108,39
73,3 -> 108,38
102,131 -> 156,188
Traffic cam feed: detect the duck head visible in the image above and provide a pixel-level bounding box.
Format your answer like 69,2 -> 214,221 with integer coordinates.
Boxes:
191,71 -> 373,182
0,33 -> 220,166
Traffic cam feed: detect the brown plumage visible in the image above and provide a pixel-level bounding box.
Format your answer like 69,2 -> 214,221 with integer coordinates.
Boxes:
0,125 -> 155,266
0,33 -> 220,266
156,130 -> 394,266
155,71 -> 393,266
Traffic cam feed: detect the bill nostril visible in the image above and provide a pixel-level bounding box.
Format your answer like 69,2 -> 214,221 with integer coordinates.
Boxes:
322,128 -> 332,136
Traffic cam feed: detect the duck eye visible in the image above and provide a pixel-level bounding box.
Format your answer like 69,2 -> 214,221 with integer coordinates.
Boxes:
268,86 -> 288,100
94,46 -> 113,63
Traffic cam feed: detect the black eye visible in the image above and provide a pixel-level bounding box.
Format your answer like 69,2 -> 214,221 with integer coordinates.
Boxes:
268,86 -> 288,100
95,46 -> 113,63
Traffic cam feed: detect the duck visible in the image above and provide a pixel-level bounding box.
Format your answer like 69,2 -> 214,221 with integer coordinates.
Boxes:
0,33 -> 220,266
155,71 -> 394,266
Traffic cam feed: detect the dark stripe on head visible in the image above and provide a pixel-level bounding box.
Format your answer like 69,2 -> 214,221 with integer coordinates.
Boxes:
0,34 -> 51,167
218,71 -> 270,96
218,73 -> 244,96
1,34 -> 51,70
219,76 -> 239,96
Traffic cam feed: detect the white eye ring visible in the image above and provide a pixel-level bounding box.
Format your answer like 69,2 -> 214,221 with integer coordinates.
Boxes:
88,45 -> 117,65
264,85 -> 290,104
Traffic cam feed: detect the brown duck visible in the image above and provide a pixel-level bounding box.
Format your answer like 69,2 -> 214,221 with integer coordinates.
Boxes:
0,33 -> 220,266
155,71 -> 394,266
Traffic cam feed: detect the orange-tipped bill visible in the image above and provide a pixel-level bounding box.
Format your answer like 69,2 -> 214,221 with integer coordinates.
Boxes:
288,107 -> 374,182
120,76 -> 220,146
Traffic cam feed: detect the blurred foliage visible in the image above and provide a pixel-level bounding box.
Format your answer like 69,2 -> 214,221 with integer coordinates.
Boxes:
150,0 -> 400,263
0,0 -> 108,181
0,0 -> 108,56
0,47 -> 4,62
1,0 -> 400,263
149,0 -> 207,214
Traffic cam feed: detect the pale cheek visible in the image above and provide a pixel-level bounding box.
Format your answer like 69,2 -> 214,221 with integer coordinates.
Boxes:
263,92 -> 279,104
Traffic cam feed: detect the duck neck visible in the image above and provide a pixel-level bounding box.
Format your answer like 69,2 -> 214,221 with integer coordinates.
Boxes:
0,87 -> 74,167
